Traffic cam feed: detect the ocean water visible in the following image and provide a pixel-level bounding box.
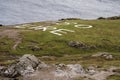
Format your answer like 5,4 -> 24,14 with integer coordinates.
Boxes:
0,0 -> 120,25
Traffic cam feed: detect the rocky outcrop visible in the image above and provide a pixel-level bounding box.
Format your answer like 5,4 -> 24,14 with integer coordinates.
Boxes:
92,52 -> 113,60
0,54 -> 119,80
0,54 -> 41,78
68,41 -> 96,49
54,64 -> 85,78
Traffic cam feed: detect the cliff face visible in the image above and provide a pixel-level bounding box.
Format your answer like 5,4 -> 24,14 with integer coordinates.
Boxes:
0,0 -> 120,25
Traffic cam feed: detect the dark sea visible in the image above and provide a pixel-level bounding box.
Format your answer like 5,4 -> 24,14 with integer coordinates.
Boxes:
0,0 -> 120,25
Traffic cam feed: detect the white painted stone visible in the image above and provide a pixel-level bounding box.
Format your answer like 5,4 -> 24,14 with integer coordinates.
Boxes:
73,22 -> 78,24
64,22 -> 70,25
74,24 -> 93,28
15,26 -> 26,29
50,29 -> 75,36
29,26 -> 42,30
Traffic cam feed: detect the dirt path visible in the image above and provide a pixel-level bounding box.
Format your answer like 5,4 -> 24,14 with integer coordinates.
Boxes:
13,38 -> 22,50
0,28 -> 22,50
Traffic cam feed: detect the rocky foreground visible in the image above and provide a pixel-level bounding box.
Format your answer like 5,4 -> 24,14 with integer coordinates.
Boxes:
0,54 -> 120,80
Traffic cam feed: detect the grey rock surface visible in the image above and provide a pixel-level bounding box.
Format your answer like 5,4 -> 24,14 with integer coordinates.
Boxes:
0,54 -> 41,78
0,54 -> 119,80
92,52 -> 113,60
68,41 -> 96,49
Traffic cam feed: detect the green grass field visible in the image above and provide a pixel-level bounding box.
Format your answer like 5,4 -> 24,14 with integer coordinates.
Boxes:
14,20 -> 120,55
0,19 -> 120,67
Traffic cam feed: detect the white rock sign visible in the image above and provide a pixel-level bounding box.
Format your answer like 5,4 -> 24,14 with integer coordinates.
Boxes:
50,29 -> 75,36
14,22 -> 93,36
74,24 -> 93,28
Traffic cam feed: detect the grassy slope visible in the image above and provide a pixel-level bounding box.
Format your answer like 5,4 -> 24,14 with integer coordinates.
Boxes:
0,19 -> 120,67
15,20 -> 120,55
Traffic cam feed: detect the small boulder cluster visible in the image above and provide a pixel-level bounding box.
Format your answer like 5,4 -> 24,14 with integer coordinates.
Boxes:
0,54 -> 43,78
59,18 -> 81,21
68,41 -> 96,50
28,45 -> 43,51
98,16 -> 120,20
92,52 -> 113,60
